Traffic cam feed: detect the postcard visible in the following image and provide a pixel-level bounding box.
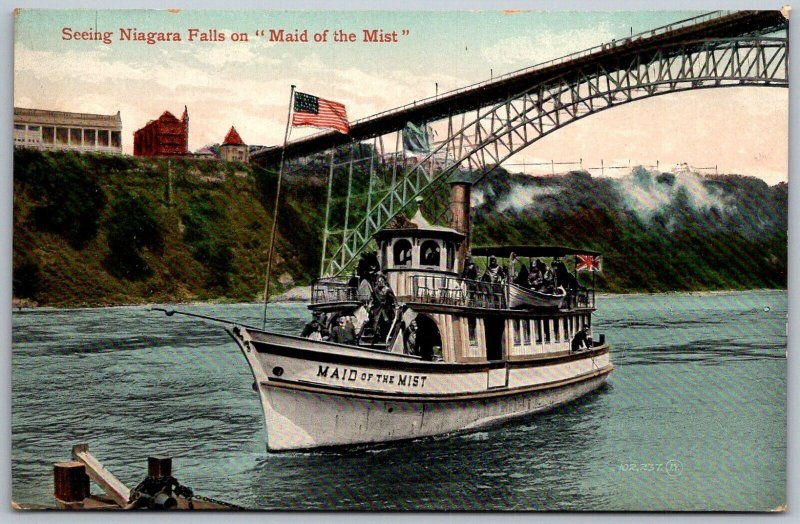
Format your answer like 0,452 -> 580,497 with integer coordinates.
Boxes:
11,7 -> 787,511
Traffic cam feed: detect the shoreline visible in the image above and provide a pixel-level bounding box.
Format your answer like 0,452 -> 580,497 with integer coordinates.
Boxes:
11,287 -> 786,311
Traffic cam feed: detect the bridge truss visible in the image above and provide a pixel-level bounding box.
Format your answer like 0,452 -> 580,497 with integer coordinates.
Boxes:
280,21 -> 788,278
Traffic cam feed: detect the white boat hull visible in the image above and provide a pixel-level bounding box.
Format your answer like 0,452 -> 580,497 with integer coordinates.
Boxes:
231,326 -> 613,451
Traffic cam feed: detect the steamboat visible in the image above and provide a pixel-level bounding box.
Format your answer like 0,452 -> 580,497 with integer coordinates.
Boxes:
229,178 -> 613,451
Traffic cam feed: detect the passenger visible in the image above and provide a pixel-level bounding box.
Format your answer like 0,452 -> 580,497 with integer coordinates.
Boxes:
571,326 -> 591,352
404,319 -> 419,356
508,252 -> 518,281
530,259 -> 546,290
541,265 -> 556,293
514,263 -> 530,287
306,321 -> 323,341
347,271 -> 360,300
331,316 -> 356,345
300,313 -> 324,337
462,256 -> 480,281
421,243 -> 440,266
356,251 -> 381,285
370,279 -> 397,339
482,256 -> 506,284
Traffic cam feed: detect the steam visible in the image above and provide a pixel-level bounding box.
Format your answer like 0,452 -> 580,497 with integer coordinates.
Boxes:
471,188 -> 486,207
496,185 -> 562,212
615,167 -> 729,221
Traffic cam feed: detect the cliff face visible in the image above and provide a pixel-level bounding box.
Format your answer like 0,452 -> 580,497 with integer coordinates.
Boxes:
12,149 -> 324,306
469,167 -> 787,292
12,150 -> 787,306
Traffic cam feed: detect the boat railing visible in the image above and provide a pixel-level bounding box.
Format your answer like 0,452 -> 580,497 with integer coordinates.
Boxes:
410,275 -> 507,309
311,277 -> 358,304
569,287 -> 595,309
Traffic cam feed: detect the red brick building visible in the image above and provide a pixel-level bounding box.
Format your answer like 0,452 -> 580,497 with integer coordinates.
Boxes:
220,126 -> 248,163
133,106 -> 189,157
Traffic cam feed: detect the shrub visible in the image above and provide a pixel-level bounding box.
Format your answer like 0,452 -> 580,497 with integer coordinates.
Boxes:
18,150 -> 106,248
104,194 -> 164,279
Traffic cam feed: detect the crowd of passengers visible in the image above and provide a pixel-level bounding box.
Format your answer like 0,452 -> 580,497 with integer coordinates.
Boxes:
461,253 -> 582,296
302,252 -> 408,349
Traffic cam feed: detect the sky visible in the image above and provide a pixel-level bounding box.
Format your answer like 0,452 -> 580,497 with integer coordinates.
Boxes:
13,8 -> 789,184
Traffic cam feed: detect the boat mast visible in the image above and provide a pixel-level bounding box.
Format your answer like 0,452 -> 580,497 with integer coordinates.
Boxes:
261,85 -> 296,329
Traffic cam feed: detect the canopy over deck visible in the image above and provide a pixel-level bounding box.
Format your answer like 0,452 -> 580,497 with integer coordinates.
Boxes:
470,245 -> 602,258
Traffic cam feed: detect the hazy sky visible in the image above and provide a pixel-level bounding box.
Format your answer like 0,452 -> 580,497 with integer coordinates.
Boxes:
14,9 -> 789,184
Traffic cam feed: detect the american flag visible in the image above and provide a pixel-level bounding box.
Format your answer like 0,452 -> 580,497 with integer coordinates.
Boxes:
576,254 -> 602,272
292,92 -> 350,134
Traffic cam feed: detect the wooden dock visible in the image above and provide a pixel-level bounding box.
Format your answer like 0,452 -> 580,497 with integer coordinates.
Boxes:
14,443 -> 243,510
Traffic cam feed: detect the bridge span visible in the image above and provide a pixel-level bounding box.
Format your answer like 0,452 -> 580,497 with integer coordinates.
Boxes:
252,10 -> 786,166
250,9 -> 788,278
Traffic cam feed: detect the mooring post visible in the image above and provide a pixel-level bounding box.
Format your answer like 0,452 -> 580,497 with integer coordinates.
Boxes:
53,461 -> 90,509
148,456 -> 172,479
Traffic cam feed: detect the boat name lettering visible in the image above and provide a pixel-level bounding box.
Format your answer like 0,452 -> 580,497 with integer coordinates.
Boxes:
316,365 -> 428,388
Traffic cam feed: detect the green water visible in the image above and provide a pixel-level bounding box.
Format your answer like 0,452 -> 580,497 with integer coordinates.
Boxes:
12,290 -> 786,510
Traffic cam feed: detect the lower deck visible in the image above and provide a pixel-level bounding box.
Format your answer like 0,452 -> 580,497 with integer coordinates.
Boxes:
402,302 -> 595,363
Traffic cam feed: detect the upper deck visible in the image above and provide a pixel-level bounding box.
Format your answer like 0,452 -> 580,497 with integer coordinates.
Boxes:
311,273 -> 596,313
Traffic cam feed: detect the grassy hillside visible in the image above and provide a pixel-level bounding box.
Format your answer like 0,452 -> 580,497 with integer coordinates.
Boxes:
470,168 -> 787,293
13,149 -> 324,306
12,150 -> 787,306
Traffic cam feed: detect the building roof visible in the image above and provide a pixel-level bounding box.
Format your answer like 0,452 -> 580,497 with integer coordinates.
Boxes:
222,126 -> 245,146
471,245 -> 602,258
158,111 -> 180,122
375,210 -> 464,241
14,107 -> 122,130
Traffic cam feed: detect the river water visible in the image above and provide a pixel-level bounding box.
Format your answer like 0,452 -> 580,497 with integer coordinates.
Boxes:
11,290 -> 786,511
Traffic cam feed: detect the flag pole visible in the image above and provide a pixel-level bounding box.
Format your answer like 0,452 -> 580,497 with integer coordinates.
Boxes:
262,84 -> 296,330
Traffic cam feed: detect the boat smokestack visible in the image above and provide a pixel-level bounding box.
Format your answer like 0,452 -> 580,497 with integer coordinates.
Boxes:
449,178 -> 472,270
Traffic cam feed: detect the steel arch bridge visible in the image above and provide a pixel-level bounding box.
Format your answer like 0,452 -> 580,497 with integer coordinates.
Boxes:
254,11 -> 789,278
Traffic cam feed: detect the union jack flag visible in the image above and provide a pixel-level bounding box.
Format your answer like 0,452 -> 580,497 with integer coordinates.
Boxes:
576,254 -> 602,272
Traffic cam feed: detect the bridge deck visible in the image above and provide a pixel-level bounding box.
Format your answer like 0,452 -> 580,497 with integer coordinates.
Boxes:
252,10 -> 786,165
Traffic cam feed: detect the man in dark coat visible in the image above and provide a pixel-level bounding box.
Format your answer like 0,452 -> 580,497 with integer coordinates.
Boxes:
571,326 -> 591,352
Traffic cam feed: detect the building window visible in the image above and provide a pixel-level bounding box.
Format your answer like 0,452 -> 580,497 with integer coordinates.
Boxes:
84,129 -> 96,146
554,319 -> 560,343
26,126 -> 41,144
69,128 -> 82,145
98,130 -> 109,147
56,128 -> 68,145
420,240 -> 440,266
513,319 -> 521,346
468,317 -> 478,347
543,320 -> 551,343
111,131 -> 121,148
393,239 -> 412,267
42,127 -> 54,144
535,320 -> 542,344
522,320 -> 531,345
446,242 -> 455,270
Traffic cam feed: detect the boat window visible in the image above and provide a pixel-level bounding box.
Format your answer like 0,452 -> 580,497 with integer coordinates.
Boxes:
468,317 -> 478,347
393,239 -> 412,267
513,319 -> 521,346
446,242 -> 455,270
522,320 -> 531,345
420,240 -> 440,266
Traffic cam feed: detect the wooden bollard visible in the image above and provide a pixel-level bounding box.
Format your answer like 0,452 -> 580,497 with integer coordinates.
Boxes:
148,456 -> 172,478
54,461 -> 89,509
